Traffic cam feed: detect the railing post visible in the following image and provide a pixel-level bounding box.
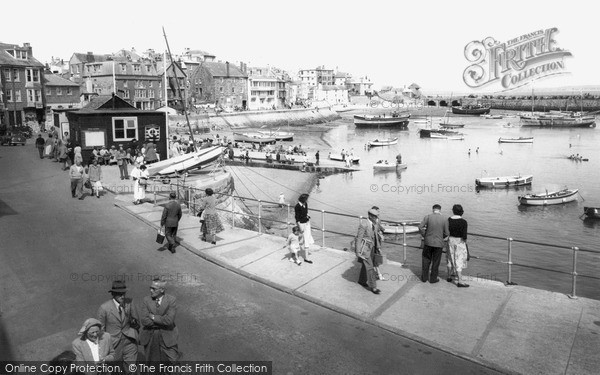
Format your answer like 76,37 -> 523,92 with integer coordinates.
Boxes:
321,210 -> 325,248
258,199 -> 262,234
153,190 -> 156,207
286,204 -> 291,236
401,222 -> 407,265
568,246 -> 579,299
506,238 -> 517,285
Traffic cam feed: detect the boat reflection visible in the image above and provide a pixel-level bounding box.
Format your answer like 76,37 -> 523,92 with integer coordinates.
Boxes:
475,185 -> 533,194
583,217 -> 600,229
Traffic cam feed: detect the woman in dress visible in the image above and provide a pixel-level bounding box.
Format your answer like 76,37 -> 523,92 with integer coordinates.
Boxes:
294,193 -> 314,263
87,159 -> 103,198
131,164 -> 149,205
144,143 -> 159,164
198,188 -> 224,245
446,204 -> 469,288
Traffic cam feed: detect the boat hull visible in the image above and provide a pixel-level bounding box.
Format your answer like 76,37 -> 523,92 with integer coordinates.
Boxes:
329,153 -> 360,164
373,164 -> 397,171
476,175 -> 533,188
380,223 -> 420,234
153,146 -> 224,175
520,114 -> 597,128
354,114 -> 410,128
258,131 -> 294,141
430,133 -> 464,140
518,189 -> 578,205
498,137 -> 534,143
233,132 -> 277,144
452,106 -> 491,115
368,138 -> 398,147
419,129 -> 460,138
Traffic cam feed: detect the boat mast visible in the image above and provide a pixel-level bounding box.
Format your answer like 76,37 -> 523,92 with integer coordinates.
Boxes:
162,26 -> 197,151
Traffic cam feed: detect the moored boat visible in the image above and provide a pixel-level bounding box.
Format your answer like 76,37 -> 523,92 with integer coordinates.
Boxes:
520,111 -> 597,128
373,161 -> 397,171
430,133 -> 464,140
233,132 -> 276,144
583,207 -> 600,219
498,137 -> 534,144
354,112 -> 410,128
329,152 -> 360,164
380,221 -> 421,234
518,188 -> 579,206
418,128 -> 460,138
475,174 -> 533,188
481,114 -> 503,119
452,105 -> 491,115
258,130 -> 294,141
368,137 -> 398,147
152,146 -> 224,175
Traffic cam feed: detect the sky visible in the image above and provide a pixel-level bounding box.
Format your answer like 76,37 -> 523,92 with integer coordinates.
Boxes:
2,0 -> 598,94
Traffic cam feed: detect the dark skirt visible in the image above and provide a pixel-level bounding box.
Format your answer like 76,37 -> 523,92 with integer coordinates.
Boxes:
202,212 -> 224,235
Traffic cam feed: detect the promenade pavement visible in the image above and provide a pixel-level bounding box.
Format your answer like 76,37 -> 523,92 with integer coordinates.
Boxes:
114,196 -> 600,375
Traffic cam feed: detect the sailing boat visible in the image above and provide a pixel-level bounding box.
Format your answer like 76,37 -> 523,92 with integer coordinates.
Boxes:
519,86 -> 596,128
439,110 -> 465,128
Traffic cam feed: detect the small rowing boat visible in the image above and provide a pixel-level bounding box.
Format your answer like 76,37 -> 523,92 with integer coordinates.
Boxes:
151,146 -> 224,176
373,162 -> 407,171
329,153 -> 360,164
368,137 -> 398,147
584,207 -> 600,219
233,132 -> 276,144
498,137 -> 534,144
518,188 -> 579,206
476,174 -> 533,188
258,130 -> 294,141
380,222 -> 421,234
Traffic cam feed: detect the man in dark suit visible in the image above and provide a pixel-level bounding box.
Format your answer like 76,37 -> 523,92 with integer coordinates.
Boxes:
161,192 -> 182,254
355,208 -> 384,294
97,280 -> 138,373
419,204 -> 449,283
139,278 -> 180,363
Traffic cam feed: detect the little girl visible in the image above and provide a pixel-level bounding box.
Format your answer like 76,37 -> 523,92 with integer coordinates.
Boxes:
286,226 -> 303,265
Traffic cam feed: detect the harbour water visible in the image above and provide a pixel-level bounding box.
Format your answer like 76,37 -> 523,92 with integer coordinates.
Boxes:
303,112 -> 600,300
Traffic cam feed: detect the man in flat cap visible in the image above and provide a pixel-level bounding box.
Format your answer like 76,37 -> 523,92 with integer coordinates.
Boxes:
355,208 -> 384,294
97,280 -> 139,372
139,277 -> 180,362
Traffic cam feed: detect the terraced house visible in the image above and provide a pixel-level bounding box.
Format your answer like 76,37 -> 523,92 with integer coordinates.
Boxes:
68,50 -> 162,110
0,42 -> 46,126
189,61 -> 248,110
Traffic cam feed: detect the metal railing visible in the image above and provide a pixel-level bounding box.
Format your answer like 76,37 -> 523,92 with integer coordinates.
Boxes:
150,181 -> 600,299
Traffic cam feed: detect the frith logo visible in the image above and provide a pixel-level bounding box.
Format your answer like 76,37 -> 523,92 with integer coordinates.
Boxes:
463,27 -> 572,90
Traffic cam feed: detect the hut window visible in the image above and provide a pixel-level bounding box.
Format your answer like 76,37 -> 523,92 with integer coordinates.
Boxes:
112,117 -> 138,140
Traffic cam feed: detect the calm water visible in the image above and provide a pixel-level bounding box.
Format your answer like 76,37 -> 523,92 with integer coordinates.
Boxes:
303,112 -> 600,299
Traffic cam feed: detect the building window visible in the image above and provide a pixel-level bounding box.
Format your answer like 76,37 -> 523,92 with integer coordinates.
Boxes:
15,90 -> 21,102
232,87 -> 235,93
146,65 -> 151,73
220,87 -> 223,93
13,69 -> 20,82
56,88 -> 63,96
26,68 -> 40,83
149,81 -> 153,88
27,89 -> 35,102
123,90 -> 130,99
46,87 -> 52,96
67,88 -> 72,95
133,65 -> 141,72
6,90 -> 12,102
75,65 -> 80,74
112,117 -> 138,141
121,64 -> 127,73
4,69 -> 11,81
123,80 -> 128,88
149,90 -> 155,98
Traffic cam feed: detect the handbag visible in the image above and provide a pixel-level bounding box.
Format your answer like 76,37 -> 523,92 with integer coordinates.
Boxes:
156,227 -> 166,244
373,252 -> 384,266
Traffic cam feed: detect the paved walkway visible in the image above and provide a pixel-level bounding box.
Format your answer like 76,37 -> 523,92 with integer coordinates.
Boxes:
115,199 -> 600,375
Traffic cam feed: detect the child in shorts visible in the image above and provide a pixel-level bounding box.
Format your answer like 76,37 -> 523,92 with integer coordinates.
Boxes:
286,226 -> 303,265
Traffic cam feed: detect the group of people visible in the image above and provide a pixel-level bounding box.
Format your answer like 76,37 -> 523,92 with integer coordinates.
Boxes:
351,203 -> 470,295
70,278 -> 180,367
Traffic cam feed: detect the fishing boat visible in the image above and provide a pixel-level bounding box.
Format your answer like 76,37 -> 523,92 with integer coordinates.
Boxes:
439,111 -> 465,128
518,188 -> 579,206
412,118 -> 431,125
329,153 -> 360,164
368,137 -> 398,147
481,114 -> 503,119
452,105 -> 491,115
430,133 -> 464,140
520,111 -> 596,128
353,112 -> 410,128
233,132 -> 277,144
418,128 -> 460,138
498,137 -> 534,144
380,221 -> 421,234
148,146 -> 224,176
258,130 -> 294,141
583,207 -> 600,219
373,161 -> 397,171
475,174 -> 533,188
567,155 -> 589,162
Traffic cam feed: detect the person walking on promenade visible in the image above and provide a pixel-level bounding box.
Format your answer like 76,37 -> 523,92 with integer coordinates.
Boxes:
446,204 -> 470,288
198,188 -> 224,245
355,208 -> 384,294
286,226 -> 303,265
72,318 -> 115,365
88,159 -> 103,198
294,193 -> 314,264
139,278 -> 180,363
161,192 -> 182,253
131,164 -> 149,205
418,204 -> 449,283
44,133 -> 54,159
70,160 -> 85,200
315,150 -> 320,165
35,134 -> 45,159
97,281 -> 139,372
116,145 -> 129,180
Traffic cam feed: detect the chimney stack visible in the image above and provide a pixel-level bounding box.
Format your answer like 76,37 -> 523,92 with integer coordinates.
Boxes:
226,61 -> 230,77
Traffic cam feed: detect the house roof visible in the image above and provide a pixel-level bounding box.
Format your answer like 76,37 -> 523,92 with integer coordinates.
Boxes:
185,49 -> 215,57
199,61 -> 247,78
44,73 -> 80,87
71,52 -> 111,64
320,85 -> 347,91
335,72 -> 350,78
0,42 -> 44,67
80,95 -> 137,112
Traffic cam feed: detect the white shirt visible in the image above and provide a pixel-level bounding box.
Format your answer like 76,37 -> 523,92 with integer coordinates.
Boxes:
86,339 -> 100,362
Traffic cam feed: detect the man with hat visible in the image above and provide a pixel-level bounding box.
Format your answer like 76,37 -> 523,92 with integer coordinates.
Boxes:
419,204 -> 449,283
139,277 -> 180,362
72,318 -> 115,364
354,208 -> 384,294
97,280 -> 139,372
